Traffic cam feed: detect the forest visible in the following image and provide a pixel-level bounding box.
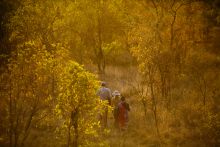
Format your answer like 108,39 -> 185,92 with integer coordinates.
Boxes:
0,0 -> 220,147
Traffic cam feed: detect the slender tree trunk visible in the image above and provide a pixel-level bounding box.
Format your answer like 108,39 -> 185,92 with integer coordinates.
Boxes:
149,78 -> 160,139
142,98 -> 147,122
21,108 -> 35,146
14,81 -> 21,147
71,109 -> 79,147
14,116 -> 19,147
148,66 -> 161,142
67,120 -> 71,147
198,76 -> 207,107
96,0 -> 105,74
202,76 -> 207,106
9,78 -> 13,147
73,124 -> 78,147
97,24 -> 105,74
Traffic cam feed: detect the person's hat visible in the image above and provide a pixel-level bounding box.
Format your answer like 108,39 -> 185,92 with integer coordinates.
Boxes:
112,90 -> 120,96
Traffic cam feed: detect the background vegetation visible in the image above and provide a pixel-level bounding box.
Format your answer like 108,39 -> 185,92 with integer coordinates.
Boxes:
0,0 -> 220,146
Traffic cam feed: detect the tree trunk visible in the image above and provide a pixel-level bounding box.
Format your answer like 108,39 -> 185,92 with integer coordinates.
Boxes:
9,78 -> 13,147
148,66 -> 161,142
67,120 -> 71,147
96,0 -> 105,74
71,109 -> 79,147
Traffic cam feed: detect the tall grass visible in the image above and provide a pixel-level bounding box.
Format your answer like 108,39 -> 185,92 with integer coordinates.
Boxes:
86,64 -> 220,147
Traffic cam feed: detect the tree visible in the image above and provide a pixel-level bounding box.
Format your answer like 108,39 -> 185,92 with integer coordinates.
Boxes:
1,41 -> 55,146
0,39 -> 106,146
129,0 -> 220,145
55,61 -> 104,147
1,1 -> 112,145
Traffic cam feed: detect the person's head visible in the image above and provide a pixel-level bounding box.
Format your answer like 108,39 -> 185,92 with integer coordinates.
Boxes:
101,81 -> 106,87
121,96 -> 125,101
113,90 -> 120,97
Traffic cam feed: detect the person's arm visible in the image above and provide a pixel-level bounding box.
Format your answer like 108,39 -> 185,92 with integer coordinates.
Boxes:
107,88 -> 112,105
108,97 -> 111,105
126,103 -> 130,111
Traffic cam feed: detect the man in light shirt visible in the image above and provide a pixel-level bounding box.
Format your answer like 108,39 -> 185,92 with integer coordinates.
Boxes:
97,82 -> 112,128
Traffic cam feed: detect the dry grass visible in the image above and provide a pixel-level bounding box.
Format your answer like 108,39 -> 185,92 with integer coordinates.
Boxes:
86,65 -> 163,147
85,64 -> 215,147
20,64 -> 219,147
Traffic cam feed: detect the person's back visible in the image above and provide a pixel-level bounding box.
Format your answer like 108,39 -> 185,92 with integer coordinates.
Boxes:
97,82 -> 111,128
112,90 -> 120,107
118,96 -> 130,131
98,87 -> 111,101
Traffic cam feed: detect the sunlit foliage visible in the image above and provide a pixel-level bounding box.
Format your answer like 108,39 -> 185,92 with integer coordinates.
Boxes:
0,39 -> 105,146
129,0 -> 220,146
0,0 -> 220,147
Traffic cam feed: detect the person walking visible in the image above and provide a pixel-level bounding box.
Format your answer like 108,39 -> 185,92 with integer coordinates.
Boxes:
97,82 -> 111,128
111,90 -> 121,128
118,96 -> 130,131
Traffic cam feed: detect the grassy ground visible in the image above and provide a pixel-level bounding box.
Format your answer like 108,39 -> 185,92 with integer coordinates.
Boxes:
94,65 -> 192,147
19,65 -> 213,147
94,65 -> 162,147
105,107 -> 161,147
